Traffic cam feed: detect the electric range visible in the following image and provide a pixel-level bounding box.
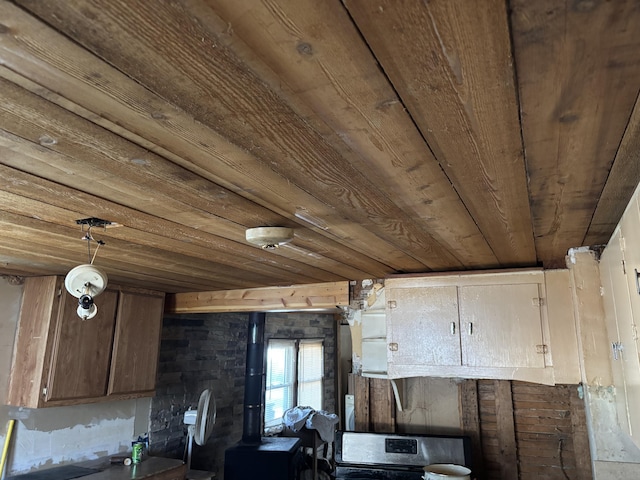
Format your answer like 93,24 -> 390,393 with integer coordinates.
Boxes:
334,431 -> 472,480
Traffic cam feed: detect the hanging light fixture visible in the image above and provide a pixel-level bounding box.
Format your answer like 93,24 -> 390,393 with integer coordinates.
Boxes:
64,218 -> 111,320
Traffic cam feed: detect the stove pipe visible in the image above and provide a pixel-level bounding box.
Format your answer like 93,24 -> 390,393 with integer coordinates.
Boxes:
242,311 -> 266,445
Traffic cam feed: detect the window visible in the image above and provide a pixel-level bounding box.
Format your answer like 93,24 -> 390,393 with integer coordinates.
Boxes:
264,339 -> 324,431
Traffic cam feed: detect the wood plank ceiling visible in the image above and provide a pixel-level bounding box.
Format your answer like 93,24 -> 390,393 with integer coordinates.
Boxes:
0,0 -> 638,293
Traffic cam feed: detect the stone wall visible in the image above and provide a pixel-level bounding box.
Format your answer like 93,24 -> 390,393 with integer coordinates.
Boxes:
148,311 -> 337,478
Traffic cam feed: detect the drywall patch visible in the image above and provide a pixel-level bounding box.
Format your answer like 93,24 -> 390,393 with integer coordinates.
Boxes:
0,401 -> 142,476
7,411 -> 136,474
12,400 -> 136,432
586,385 -> 640,463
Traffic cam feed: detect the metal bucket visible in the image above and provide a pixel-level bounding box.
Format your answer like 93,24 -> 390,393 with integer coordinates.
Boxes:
422,464 -> 471,479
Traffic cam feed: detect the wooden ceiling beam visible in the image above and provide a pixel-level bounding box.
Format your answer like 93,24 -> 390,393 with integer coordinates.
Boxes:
13,0 -> 467,270
166,281 -> 349,314
343,0 -> 536,267
0,244 -> 211,293
511,0 -> 640,266
584,93 -> 640,245
0,76 -> 386,280
0,1 -> 429,273
0,165 -> 342,287
0,212 -> 269,291
203,0 -> 498,269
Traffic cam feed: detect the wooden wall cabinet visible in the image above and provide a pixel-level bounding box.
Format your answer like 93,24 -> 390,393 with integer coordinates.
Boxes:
385,270 -> 558,384
6,276 -> 165,408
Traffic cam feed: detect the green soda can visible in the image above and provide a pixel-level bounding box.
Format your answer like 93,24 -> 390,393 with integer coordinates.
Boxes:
131,442 -> 143,464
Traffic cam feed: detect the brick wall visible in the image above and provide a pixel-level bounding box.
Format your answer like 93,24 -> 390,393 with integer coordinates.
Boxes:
148,311 -> 337,477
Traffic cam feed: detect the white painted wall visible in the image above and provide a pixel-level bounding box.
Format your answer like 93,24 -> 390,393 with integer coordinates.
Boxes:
0,277 -> 151,475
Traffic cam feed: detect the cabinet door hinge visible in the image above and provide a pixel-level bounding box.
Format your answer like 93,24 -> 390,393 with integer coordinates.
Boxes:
612,341 -> 624,360
535,344 -> 548,354
388,342 -> 399,351
42,386 -> 48,397
532,297 -> 544,307
387,300 -> 397,309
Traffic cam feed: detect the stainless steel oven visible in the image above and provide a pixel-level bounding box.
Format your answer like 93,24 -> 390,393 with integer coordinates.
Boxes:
334,431 -> 472,479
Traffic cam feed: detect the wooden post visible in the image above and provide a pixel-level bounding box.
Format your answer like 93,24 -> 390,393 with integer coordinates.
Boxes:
460,379 -> 484,478
494,380 -> 518,479
370,378 -> 396,433
353,374 -> 370,431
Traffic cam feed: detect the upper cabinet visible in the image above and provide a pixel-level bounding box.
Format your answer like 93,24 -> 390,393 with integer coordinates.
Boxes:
385,270 -> 578,385
6,276 -> 165,408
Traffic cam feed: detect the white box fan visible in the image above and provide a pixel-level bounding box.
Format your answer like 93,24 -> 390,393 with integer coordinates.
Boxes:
183,389 -> 216,470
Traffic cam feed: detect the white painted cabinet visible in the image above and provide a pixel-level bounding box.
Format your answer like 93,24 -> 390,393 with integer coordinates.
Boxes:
600,228 -> 635,437
600,190 -> 640,447
387,286 -> 460,367
360,286 -> 389,375
459,283 -> 546,368
385,271 -> 555,384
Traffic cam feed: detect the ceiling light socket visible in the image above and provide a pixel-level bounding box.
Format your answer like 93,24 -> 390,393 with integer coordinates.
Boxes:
245,227 -> 294,249
64,264 -> 108,298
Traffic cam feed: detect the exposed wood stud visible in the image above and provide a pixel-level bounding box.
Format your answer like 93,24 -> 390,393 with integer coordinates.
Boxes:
370,378 -> 396,433
460,379 -> 484,477
494,380 -> 518,479
353,374 -> 370,432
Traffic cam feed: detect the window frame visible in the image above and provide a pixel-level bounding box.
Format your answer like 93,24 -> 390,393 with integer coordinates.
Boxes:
263,338 -> 324,432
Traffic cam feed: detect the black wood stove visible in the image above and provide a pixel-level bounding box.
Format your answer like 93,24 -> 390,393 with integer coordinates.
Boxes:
224,312 -> 303,480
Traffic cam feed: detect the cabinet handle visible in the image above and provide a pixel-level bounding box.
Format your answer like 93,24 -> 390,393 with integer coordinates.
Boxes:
450,322 -> 456,335
467,322 -> 473,335
635,269 -> 640,295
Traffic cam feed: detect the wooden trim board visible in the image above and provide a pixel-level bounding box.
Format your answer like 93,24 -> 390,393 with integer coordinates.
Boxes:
166,281 -> 349,313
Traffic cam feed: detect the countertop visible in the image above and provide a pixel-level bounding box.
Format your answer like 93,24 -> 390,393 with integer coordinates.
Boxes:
8,458 -> 186,480
83,457 -> 185,480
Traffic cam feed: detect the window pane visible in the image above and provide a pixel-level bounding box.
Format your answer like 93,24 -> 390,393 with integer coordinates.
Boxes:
298,341 -> 323,410
265,386 -> 294,428
298,380 -> 322,410
299,341 -> 324,380
265,340 -> 296,429
266,340 -> 296,388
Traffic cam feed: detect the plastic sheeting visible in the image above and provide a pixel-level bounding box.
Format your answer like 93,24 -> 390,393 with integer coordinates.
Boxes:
282,406 -> 339,443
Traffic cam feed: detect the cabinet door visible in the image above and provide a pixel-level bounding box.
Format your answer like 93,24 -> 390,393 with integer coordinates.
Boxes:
619,196 -> 640,442
108,291 -> 164,395
459,284 -> 545,368
46,289 -> 119,401
387,286 -> 461,367
600,229 -> 634,436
